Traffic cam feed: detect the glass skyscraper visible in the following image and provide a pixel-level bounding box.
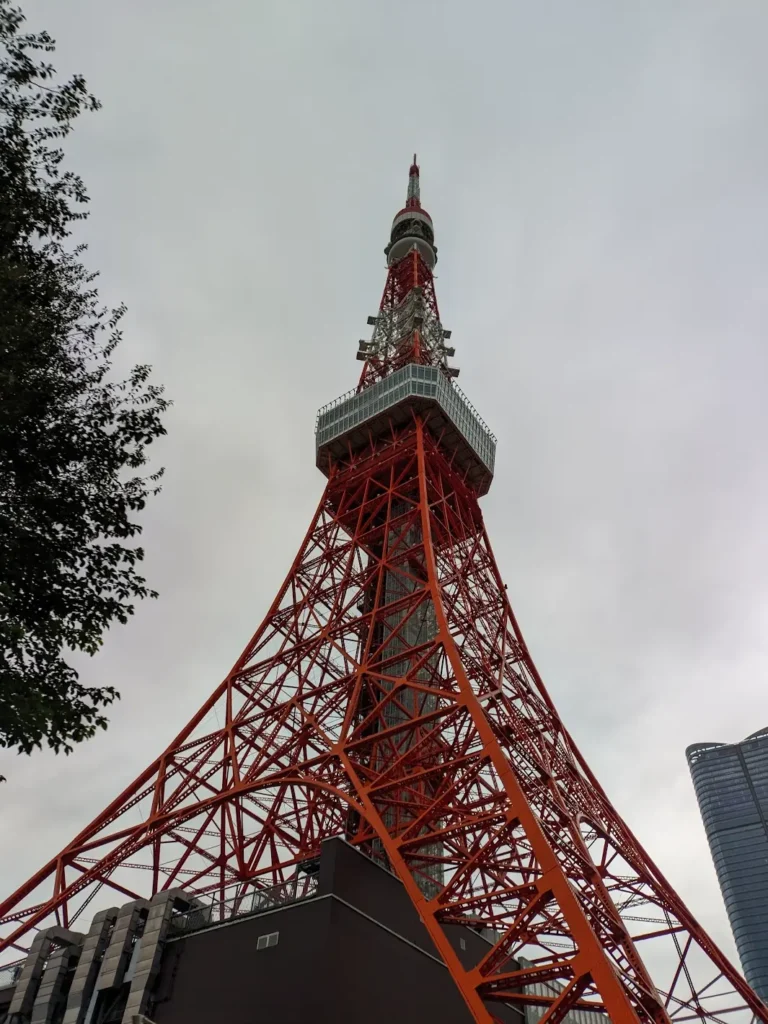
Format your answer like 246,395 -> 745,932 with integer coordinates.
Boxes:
686,727 -> 768,1002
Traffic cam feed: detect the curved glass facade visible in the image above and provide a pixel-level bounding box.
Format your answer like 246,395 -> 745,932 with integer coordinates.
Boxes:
686,728 -> 768,1001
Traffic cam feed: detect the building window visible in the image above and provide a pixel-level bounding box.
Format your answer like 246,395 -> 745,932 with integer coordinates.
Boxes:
256,931 -> 279,950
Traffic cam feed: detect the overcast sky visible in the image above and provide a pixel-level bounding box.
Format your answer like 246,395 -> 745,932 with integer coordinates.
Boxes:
2,0 -> 768,973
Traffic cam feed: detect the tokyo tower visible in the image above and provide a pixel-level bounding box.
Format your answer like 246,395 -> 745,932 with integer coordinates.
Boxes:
1,159 -> 766,1024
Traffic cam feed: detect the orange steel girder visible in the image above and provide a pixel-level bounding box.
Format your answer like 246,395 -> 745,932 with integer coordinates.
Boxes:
1,420 -> 766,1024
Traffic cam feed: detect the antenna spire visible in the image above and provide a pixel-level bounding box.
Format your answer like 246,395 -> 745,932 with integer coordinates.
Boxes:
406,154 -> 420,209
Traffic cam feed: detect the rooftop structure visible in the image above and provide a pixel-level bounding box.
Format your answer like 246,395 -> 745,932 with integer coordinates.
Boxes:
0,839 -> 605,1024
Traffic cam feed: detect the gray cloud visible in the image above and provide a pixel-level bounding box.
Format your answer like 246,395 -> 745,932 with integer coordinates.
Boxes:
3,0 -> 768,969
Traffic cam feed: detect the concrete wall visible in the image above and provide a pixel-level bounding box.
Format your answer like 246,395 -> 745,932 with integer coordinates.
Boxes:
0,839 -> 524,1024
151,838 -> 523,1024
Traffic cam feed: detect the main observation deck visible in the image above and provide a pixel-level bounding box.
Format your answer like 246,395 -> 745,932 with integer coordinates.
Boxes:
315,363 -> 496,495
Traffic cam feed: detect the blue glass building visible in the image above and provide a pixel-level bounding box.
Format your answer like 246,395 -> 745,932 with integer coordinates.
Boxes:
686,727 -> 768,1002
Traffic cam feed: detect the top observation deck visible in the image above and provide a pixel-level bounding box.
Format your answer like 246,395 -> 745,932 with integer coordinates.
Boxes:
316,363 -> 496,496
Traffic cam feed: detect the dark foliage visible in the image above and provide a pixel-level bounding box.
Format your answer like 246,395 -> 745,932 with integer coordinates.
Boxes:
0,2 -> 169,756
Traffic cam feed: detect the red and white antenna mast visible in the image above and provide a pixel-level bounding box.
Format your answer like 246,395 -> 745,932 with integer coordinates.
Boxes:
357,156 -> 456,388
406,153 -> 421,208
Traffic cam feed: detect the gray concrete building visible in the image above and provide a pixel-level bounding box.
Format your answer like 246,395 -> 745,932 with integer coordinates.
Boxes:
0,837 -> 612,1024
687,727 -> 768,1002
0,839 -> 526,1024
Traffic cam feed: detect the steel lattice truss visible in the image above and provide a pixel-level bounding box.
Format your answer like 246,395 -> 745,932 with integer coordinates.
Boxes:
1,424 -> 765,1024
358,248 -> 447,388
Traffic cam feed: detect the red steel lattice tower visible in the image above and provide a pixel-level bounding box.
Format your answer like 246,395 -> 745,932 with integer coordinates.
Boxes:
1,159 -> 766,1024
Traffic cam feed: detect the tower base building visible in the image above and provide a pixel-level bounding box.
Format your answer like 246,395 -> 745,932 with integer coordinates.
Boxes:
0,838 -> 605,1024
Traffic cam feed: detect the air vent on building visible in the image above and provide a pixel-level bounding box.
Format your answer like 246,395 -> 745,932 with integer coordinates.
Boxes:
298,857 -> 320,876
256,931 -> 279,951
